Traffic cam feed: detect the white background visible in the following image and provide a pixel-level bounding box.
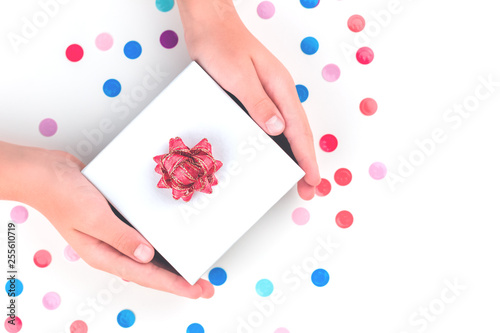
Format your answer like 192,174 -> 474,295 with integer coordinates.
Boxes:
1,0 -> 500,332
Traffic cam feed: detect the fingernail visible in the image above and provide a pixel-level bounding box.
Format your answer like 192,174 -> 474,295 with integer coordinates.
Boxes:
265,116 -> 285,135
134,243 -> 154,262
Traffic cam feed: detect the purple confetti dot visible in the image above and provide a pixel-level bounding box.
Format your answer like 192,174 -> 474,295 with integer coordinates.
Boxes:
39,118 -> 57,137
160,30 -> 179,49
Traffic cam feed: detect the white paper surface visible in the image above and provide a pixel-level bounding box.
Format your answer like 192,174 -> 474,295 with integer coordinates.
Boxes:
82,62 -> 304,285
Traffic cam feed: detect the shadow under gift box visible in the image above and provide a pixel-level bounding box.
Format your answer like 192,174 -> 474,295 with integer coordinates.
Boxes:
83,62 -> 304,285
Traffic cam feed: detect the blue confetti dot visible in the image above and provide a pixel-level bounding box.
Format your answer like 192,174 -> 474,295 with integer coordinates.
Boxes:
117,309 -> 135,328
296,84 -> 309,103
208,267 -> 227,286
124,41 -> 142,59
103,79 -> 121,98
187,323 -> 204,333
5,278 -> 23,297
311,268 -> 329,287
301,37 -> 319,55
255,279 -> 274,297
300,0 -> 319,8
156,0 -> 175,12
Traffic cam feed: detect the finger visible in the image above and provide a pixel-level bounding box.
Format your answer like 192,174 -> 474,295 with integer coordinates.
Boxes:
76,204 -> 155,264
196,278 -> 216,299
297,177 -> 315,200
71,230 -> 212,299
252,54 -> 321,187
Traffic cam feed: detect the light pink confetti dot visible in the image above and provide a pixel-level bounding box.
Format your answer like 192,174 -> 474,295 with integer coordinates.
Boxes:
322,64 -> 341,82
292,207 -> 310,225
64,245 -> 80,262
275,328 -> 290,333
42,292 -> 61,310
10,205 -> 28,223
95,32 -> 113,51
369,162 -> 387,180
257,1 -> 275,19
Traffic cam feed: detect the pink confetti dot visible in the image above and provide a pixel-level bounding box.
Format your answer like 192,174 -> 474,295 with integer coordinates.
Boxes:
315,178 -> 332,197
275,328 -> 290,333
356,47 -> 374,65
70,320 -> 88,333
334,168 -> 352,186
4,316 -> 22,333
292,207 -> 310,225
360,98 -> 378,116
64,245 -> 80,262
95,32 -> 113,51
319,134 -> 338,152
43,292 -> 61,310
257,1 -> 275,19
66,44 -> 84,62
39,118 -> 58,137
10,205 -> 28,223
369,162 -> 387,180
322,64 -> 341,82
348,14 -> 365,32
34,249 -> 52,268
336,210 -> 353,228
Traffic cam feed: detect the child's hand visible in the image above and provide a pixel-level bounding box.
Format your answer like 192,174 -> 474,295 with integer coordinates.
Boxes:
0,142 -> 214,299
178,0 -> 321,200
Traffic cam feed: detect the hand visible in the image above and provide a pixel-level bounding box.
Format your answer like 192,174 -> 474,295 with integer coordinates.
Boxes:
0,142 -> 214,299
178,0 -> 321,200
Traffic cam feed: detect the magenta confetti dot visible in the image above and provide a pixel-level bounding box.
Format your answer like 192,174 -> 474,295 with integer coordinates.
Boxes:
34,250 -> 52,268
70,320 -> 88,333
369,162 -> 387,180
319,134 -> 338,152
42,292 -> 61,310
95,32 -> 113,51
257,1 -> 275,19
64,245 -> 80,262
356,47 -> 374,65
39,118 -> 58,137
4,316 -> 22,333
315,178 -> 332,197
10,205 -> 28,223
322,64 -> 341,82
292,207 -> 310,225
160,30 -> 179,49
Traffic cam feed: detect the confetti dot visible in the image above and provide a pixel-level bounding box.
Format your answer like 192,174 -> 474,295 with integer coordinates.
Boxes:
70,320 -> 88,333
117,309 -> 136,328
356,46 -> 374,65
334,168 -> 352,186
257,1 -> 275,19
187,323 -> 205,333
300,0 -> 319,8
160,30 -> 179,49
4,316 -> 22,333
360,98 -> 378,116
39,118 -> 58,137
66,44 -> 84,62
296,84 -> 309,103
34,250 -> 52,268
322,64 -> 341,82
336,210 -> 353,228
95,33 -> 113,51
311,268 -> 330,287
348,14 -> 365,32
369,162 -> 387,180
64,245 -> 80,262
10,205 -> 28,223
5,279 -> 23,297
156,0 -> 174,12
275,329 -> 290,333
124,41 -> 142,59
256,279 -> 274,297
292,207 -> 310,225
301,36 -> 319,55
43,292 -> 61,310
319,134 -> 338,152
103,79 -> 121,98
208,267 -> 227,286
315,178 -> 331,197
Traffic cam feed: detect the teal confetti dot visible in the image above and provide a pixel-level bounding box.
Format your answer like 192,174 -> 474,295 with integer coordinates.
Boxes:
296,84 -> 309,103
256,279 -> 274,297
156,0 -> 175,12
311,268 -> 329,287
117,309 -> 135,328
301,36 -> 319,55
5,279 -> 23,297
187,323 -> 204,333
208,267 -> 227,286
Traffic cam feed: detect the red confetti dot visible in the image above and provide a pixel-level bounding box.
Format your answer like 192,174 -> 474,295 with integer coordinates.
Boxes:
70,320 -> 88,333
66,44 -> 84,62
334,168 -> 352,186
348,14 -> 365,32
356,47 -> 374,65
319,134 -> 338,152
360,98 -> 378,116
33,249 -> 52,268
336,210 -> 353,228
4,316 -> 22,333
315,178 -> 332,197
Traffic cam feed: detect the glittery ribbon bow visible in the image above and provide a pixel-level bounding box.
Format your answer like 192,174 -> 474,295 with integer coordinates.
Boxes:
153,137 -> 223,202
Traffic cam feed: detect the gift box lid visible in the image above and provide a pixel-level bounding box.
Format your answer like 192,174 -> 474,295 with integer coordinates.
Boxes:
82,62 -> 304,285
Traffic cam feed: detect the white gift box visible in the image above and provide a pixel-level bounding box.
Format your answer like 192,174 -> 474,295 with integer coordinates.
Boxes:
82,62 -> 304,285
